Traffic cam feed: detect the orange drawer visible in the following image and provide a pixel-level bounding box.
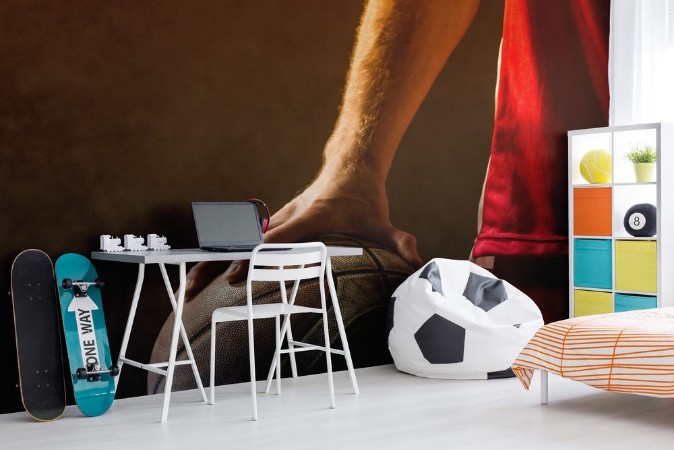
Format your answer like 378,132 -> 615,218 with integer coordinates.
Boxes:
574,187 -> 612,236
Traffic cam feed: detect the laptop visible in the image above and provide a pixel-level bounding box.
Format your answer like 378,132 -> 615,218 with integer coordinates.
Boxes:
192,202 -> 263,252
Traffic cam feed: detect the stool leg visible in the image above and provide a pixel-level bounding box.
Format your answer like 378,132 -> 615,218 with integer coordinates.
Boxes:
264,312 -> 292,393
279,278 -> 299,378
541,370 -> 549,404
326,258 -> 359,394
210,320 -> 216,405
247,316 -> 258,421
275,315 -> 281,395
320,280 -> 335,409
159,264 -> 207,403
161,263 -> 187,423
285,279 -> 301,378
116,263 -> 145,388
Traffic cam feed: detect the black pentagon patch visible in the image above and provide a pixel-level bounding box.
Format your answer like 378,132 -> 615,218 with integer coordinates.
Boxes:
419,261 -> 443,295
463,272 -> 507,312
386,296 -> 397,340
414,314 -> 465,364
487,368 -> 515,379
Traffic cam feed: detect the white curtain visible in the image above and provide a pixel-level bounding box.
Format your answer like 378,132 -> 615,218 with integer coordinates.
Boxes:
609,0 -> 674,125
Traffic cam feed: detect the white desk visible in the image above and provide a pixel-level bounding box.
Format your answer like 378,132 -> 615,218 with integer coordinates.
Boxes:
92,247 -> 362,422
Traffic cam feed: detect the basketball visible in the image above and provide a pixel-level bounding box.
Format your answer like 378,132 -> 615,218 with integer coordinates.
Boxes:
148,235 -> 415,394
579,149 -> 612,184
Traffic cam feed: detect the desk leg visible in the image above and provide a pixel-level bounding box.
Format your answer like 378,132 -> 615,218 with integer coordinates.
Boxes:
158,263 -> 207,403
326,257 -> 359,395
161,262 -> 187,423
116,263 -> 145,389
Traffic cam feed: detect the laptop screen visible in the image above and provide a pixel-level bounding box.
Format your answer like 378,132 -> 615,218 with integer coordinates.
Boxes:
192,202 -> 263,249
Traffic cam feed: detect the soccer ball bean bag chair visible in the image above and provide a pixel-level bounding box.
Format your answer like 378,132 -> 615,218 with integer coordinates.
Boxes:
387,259 -> 543,379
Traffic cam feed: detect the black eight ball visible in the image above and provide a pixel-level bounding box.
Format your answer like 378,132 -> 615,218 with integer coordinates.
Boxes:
623,203 -> 657,237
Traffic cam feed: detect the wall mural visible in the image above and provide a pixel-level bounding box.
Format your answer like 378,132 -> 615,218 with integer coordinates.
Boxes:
0,0 -> 609,415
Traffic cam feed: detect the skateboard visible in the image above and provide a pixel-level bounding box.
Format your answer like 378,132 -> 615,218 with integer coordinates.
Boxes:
11,249 -> 66,421
55,253 -> 117,417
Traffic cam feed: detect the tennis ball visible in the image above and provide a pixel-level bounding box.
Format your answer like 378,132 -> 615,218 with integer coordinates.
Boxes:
579,149 -> 612,184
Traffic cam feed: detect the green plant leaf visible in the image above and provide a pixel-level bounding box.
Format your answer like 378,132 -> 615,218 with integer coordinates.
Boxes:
624,145 -> 657,163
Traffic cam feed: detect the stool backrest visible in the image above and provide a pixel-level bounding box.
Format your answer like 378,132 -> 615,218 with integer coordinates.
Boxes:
247,243 -> 327,284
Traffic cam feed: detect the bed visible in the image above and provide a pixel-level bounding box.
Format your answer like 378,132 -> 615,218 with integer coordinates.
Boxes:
512,308 -> 674,401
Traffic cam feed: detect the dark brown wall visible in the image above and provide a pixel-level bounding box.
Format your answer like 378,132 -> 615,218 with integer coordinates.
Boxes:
0,1 -> 503,413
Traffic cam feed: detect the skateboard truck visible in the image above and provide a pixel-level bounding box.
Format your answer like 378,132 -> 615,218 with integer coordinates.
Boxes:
62,279 -> 104,297
76,364 -> 120,381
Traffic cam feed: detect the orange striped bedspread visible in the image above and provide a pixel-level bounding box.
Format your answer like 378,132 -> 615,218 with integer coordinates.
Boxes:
512,308 -> 674,397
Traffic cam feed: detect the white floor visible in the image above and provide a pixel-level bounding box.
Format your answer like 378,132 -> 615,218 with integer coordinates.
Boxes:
2,365 -> 674,449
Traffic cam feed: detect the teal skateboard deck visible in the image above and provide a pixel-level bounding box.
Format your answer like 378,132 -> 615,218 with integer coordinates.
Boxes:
11,249 -> 66,421
56,253 -> 117,417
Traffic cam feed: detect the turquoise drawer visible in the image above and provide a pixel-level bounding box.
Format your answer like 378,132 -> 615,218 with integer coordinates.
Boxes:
614,293 -> 657,312
574,239 -> 612,289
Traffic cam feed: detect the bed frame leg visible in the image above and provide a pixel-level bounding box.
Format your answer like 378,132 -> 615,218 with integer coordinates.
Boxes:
541,370 -> 548,404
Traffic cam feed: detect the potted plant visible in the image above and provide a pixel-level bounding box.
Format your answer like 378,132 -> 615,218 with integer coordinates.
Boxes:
625,144 -> 657,182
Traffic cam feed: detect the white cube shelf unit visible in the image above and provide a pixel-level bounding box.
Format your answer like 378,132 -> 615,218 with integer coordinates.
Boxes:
568,123 -> 674,317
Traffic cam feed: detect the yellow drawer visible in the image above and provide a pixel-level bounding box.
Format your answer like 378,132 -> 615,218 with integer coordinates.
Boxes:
615,240 -> 657,293
574,290 -> 613,317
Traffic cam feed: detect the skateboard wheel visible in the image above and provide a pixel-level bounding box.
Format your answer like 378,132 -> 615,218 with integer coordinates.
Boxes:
95,278 -> 105,288
62,279 -> 73,289
76,368 -> 87,379
110,365 -> 120,376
